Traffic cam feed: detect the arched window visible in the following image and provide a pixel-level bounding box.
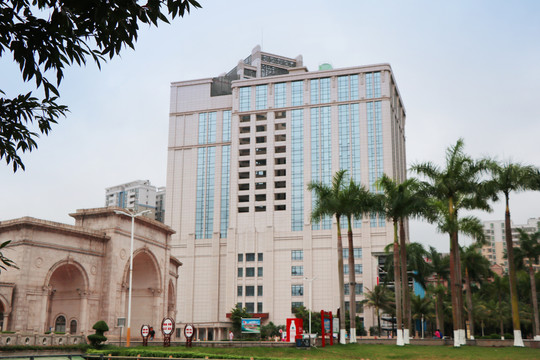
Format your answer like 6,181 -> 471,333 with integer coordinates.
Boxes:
70,319 -> 77,334
55,315 -> 66,332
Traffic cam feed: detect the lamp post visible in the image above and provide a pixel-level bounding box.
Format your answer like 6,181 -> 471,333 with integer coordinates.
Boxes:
114,208 -> 151,347
304,276 -> 317,338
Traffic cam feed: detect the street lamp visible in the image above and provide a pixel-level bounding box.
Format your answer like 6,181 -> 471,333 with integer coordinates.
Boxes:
303,276 -> 317,338
114,208 -> 151,347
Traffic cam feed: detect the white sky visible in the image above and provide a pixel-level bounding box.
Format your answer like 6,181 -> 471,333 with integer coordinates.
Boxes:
1,0 -> 539,252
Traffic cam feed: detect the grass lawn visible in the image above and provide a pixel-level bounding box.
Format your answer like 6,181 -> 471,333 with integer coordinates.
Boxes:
91,344 -> 540,360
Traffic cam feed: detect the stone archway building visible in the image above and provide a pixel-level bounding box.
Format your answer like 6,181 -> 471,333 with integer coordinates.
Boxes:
0,207 -> 180,338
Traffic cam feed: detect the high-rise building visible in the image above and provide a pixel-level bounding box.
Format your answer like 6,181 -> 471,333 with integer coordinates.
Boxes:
166,46 -> 407,340
482,217 -> 540,272
105,180 -> 165,222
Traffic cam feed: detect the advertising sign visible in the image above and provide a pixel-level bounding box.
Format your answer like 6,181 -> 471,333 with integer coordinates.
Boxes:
241,318 -> 261,333
286,318 -> 303,342
141,325 -> 150,338
162,318 -> 175,335
184,324 -> 194,339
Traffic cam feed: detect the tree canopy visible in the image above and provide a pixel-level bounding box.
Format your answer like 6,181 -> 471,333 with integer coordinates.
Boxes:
0,0 -> 201,171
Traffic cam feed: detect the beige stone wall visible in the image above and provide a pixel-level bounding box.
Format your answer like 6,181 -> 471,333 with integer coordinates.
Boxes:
0,207 -> 178,338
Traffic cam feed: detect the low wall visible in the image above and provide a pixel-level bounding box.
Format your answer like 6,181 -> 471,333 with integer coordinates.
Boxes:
0,333 -> 86,346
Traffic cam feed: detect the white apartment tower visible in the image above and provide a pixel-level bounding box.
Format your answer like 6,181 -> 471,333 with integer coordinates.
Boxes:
166,46 -> 407,340
105,180 -> 162,221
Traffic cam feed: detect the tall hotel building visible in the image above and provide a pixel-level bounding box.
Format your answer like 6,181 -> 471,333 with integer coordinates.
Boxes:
166,46 -> 407,339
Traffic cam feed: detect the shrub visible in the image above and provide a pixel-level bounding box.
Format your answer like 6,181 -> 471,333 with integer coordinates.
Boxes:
87,321 -> 109,348
503,332 -> 514,339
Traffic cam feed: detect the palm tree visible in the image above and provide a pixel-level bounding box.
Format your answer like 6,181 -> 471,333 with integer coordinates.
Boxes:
461,242 -> 492,340
412,139 -> 491,347
487,161 -> 539,346
410,294 -> 434,338
375,175 -> 429,345
361,285 -> 394,336
514,228 -> 540,340
307,169 -> 348,343
426,246 -> 450,332
342,180 -> 376,343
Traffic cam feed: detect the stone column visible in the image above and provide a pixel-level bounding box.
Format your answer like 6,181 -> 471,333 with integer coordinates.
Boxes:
79,290 -> 88,334
40,286 -> 52,332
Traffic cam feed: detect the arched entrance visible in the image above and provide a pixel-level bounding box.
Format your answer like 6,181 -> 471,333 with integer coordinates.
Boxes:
46,263 -> 87,333
0,301 -> 4,331
125,251 -> 160,332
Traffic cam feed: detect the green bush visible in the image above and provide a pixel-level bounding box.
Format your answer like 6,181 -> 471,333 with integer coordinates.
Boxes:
503,332 -> 514,339
87,320 -> 109,348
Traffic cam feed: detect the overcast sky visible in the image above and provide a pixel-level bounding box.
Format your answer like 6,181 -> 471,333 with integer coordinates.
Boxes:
1,0 -> 539,252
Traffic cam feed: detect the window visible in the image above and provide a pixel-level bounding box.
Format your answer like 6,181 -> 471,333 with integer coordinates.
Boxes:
238,254 -> 244,262
291,284 -> 304,296
258,253 -> 263,261
238,207 -> 249,213
255,194 -> 266,201
292,302 -> 304,312
238,268 -> 243,277
275,193 -> 286,200
344,284 -> 363,295
255,182 -> 266,190
275,181 -> 286,188
258,267 -> 263,276
275,205 -> 286,211
240,126 -> 250,134
256,147 -> 267,155
291,265 -> 304,276
246,253 -> 255,261
69,319 -> 77,334
257,302 -> 263,313
275,123 -> 286,131
239,183 -> 249,191
240,115 -> 250,123
275,158 -> 286,165
274,83 -> 286,108
239,160 -> 250,167
239,172 -> 249,179
355,264 -> 363,274
256,85 -> 268,110
275,134 -> 286,142
237,286 -> 243,296
256,125 -> 266,132
239,149 -> 250,156
239,138 -> 250,145
256,136 -> 266,144
255,159 -> 267,166
239,87 -> 251,111
256,113 -> 267,121
236,302 -> 242,309
343,264 -> 349,274
246,267 -> 255,277
354,248 -> 362,258
255,206 -> 266,212
291,81 -> 303,106
255,170 -> 266,178
238,195 -> 249,202
246,286 -> 255,296
275,146 -> 286,153
275,169 -> 286,176
275,111 -> 286,119
246,302 -> 254,313
292,250 -> 303,261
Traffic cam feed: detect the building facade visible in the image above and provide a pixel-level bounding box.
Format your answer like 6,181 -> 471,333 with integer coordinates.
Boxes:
105,180 -> 165,222
0,208 -> 179,338
482,217 -> 540,272
166,46 -> 407,339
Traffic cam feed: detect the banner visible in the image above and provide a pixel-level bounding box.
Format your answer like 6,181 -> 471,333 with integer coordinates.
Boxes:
241,318 -> 261,333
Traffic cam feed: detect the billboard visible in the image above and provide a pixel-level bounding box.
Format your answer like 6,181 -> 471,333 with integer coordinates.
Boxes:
241,318 -> 261,334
